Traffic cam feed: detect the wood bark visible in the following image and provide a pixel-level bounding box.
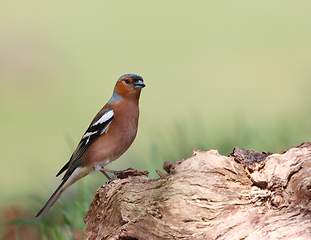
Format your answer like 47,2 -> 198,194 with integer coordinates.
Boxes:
84,143 -> 311,240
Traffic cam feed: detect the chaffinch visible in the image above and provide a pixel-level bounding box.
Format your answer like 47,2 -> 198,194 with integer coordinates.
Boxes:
36,74 -> 145,218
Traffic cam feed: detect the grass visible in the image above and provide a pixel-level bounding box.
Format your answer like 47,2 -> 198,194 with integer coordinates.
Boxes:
1,181 -> 90,239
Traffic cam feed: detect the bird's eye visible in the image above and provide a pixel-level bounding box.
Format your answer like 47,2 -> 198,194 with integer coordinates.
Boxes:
125,79 -> 130,84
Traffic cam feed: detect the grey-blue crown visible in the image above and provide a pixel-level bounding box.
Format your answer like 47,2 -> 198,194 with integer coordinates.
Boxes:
118,74 -> 143,82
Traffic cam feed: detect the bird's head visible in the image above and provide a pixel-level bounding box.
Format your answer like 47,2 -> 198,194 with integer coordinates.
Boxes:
109,74 -> 145,103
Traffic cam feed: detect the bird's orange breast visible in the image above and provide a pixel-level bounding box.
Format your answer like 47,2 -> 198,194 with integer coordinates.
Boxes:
81,99 -> 140,168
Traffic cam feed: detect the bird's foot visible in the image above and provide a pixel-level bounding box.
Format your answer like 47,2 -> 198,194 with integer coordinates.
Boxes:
99,167 -> 134,184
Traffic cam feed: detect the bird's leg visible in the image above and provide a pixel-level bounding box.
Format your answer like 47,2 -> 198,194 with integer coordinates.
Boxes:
99,168 -> 111,180
100,167 -> 134,174
99,167 -> 134,184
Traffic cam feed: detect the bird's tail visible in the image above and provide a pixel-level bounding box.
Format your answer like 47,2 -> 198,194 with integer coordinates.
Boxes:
36,166 -> 89,218
36,176 -> 69,218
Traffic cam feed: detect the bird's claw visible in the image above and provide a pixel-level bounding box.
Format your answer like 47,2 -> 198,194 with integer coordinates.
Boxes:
100,167 -> 135,184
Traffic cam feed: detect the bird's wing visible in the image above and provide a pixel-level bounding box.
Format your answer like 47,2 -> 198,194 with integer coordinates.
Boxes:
56,108 -> 114,179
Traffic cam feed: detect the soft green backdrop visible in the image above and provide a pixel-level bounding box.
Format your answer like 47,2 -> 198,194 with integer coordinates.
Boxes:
1,1 -> 311,211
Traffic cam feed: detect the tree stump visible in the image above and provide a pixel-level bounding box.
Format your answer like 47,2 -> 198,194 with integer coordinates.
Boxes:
84,143 -> 311,240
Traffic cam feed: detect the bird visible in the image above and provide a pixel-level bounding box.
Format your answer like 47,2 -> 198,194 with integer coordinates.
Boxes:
36,74 -> 145,218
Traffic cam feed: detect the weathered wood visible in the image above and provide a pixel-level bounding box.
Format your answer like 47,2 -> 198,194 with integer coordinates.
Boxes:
84,143 -> 311,240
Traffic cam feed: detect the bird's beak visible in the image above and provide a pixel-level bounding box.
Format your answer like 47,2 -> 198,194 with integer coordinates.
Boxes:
133,80 -> 146,89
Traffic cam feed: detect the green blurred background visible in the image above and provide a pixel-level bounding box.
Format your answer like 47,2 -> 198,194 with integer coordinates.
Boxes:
1,1 -> 311,238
